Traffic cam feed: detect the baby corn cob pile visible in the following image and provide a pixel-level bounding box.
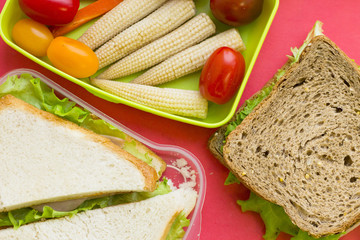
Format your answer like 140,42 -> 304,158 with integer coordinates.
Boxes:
91,79 -> 208,119
131,28 -> 246,86
98,13 -> 216,80
81,0 -> 247,119
95,0 -> 196,69
78,0 -> 167,50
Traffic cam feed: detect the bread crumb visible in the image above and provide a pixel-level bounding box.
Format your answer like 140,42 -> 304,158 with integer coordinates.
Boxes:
171,158 -> 197,190
166,179 -> 177,191
174,158 -> 188,169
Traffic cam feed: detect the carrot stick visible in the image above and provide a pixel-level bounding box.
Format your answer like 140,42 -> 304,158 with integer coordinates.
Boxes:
50,0 -> 123,37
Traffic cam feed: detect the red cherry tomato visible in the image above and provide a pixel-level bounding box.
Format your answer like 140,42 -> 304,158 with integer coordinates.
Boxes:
210,0 -> 263,26
199,47 -> 245,104
18,0 -> 80,26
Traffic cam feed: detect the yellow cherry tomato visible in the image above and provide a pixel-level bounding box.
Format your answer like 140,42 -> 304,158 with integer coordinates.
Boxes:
12,18 -> 54,57
47,36 -> 99,78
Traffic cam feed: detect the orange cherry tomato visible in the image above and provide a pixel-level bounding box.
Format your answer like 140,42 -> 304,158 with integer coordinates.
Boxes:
47,36 -> 99,78
12,18 -> 54,57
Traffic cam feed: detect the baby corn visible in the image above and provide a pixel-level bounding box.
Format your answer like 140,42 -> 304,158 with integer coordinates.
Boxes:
95,0 -> 196,69
91,79 -> 208,119
131,28 -> 246,86
77,0 -> 167,50
98,13 -> 216,80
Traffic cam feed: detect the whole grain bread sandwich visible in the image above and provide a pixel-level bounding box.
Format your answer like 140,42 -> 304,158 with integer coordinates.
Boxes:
209,21 -> 360,239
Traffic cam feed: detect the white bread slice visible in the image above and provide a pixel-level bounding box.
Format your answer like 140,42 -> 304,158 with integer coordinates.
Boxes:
0,188 -> 198,240
0,95 -> 158,212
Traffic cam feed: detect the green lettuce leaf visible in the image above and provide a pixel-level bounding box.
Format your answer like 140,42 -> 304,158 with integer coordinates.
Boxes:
166,211 -> 190,240
224,172 -> 240,185
238,193 -> 343,240
288,21 -> 324,63
123,140 -> 153,165
238,192 -> 299,240
291,230 -> 343,240
0,74 -> 89,123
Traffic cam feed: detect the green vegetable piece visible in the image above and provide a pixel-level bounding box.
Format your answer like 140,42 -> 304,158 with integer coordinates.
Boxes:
238,192 -> 299,240
166,211 -> 190,240
123,140 -> 153,165
224,172 -> 240,185
238,193 -> 344,240
0,74 -> 89,123
291,229 -> 343,240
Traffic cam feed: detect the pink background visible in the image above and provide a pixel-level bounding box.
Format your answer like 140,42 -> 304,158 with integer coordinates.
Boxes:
1,0 -> 360,239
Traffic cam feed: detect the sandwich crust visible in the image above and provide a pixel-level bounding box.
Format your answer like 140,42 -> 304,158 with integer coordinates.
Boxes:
223,35 -> 360,237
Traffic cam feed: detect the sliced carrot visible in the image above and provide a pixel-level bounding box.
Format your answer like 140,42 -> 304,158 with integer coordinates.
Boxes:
50,0 -> 123,37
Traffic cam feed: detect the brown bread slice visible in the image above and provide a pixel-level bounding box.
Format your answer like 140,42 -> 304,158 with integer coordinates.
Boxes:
223,35 -> 360,237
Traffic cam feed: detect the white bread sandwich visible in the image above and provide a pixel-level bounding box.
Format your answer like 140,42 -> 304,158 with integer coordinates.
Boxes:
0,94 -> 160,212
0,73 -> 198,239
0,187 -> 197,239
209,21 -> 360,239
